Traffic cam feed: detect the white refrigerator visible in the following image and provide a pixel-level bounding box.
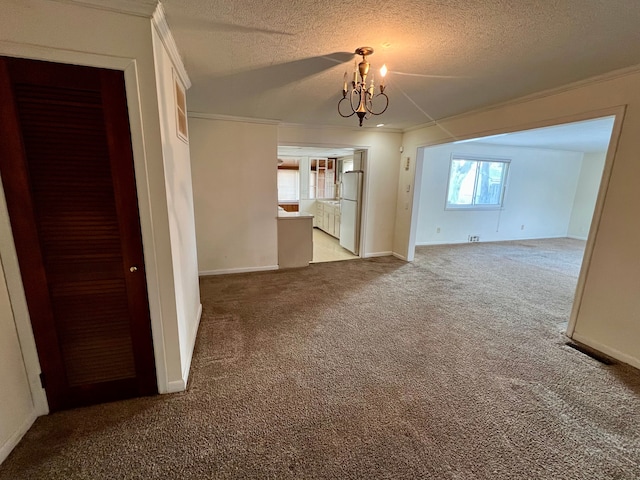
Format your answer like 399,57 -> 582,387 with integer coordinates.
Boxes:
340,170 -> 363,255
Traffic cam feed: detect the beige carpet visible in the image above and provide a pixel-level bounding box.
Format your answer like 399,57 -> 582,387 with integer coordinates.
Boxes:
1,238 -> 639,479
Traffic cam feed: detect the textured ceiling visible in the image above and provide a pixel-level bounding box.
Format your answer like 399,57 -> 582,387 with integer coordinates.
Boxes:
467,116 -> 615,153
161,0 -> 640,130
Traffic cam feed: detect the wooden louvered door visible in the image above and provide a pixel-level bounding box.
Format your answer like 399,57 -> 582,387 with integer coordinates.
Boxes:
0,57 -> 157,411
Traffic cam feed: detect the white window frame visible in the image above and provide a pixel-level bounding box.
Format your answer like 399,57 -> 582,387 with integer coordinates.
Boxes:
445,155 -> 510,210
277,168 -> 300,202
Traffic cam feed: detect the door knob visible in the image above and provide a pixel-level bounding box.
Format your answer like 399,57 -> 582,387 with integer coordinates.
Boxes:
129,266 -> 138,272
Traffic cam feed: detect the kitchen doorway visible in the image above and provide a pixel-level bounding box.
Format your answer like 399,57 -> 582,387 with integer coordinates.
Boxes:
277,145 -> 366,263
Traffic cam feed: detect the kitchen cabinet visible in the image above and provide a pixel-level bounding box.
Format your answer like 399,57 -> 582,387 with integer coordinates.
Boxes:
315,201 -> 324,229
277,211 -> 313,268
316,200 -> 341,238
324,210 -> 331,234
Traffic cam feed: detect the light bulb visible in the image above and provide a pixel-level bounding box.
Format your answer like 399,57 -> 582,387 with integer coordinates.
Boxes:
380,64 -> 388,77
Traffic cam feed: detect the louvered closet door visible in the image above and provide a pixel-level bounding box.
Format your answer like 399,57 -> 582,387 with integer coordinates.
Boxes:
0,57 -> 157,411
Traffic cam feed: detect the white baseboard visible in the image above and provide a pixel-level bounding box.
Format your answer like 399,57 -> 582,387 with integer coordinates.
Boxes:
199,265 -> 279,276
165,379 -> 186,393
416,235 -> 569,246
181,303 -> 202,388
0,410 -> 36,465
363,251 -> 392,258
570,332 -> 640,370
392,252 -> 407,261
416,240 -> 465,246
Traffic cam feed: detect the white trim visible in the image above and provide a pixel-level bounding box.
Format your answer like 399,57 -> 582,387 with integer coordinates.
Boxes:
567,235 -> 588,241
188,112 -> 280,125
199,265 -> 279,276
566,106 -> 626,337
121,61 -> 170,396
363,251 -> 392,258
0,410 -> 36,465
165,379 -> 186,394
279,121 -> 403,134
355,149 -> 368,258
180,303 -> 202,388
151,3 -> 191,89
0,42 -> 173,398
415,235 -> 569,246
0,165 -> 49,416
0,41 -> 135,71
405,148 -> 426,262
403,63 -> 640,134
49,0 -> 158,17
392,252 -> 408,261
570,333 -> 640,370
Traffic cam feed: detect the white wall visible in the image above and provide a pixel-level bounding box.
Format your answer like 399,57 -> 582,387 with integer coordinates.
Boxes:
0,2 -> 198,458
189,121 -> 401,274
393,67 -> 640,370
416,143 -> 583,245
190,117 -> 279,274
279,125 -> 402,257
567,152 -> 606,239
151,25 -> 202,389
0,259 -> 35,464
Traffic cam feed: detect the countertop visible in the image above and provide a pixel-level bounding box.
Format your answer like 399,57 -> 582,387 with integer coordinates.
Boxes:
277,211 -> 314,220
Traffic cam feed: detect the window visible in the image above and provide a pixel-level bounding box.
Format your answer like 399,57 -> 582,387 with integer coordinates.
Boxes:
277,169 -> 300,202
446,156 -> 509,208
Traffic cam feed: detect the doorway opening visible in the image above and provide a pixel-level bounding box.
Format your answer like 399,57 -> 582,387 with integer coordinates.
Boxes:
277,145 -> 366,263
408,114 -> 619,334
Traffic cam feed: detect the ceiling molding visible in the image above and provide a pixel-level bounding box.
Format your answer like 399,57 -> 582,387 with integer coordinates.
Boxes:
152,3 -> 191,89
49,0 -> 158,17
188,112 -> 281,125
404,63 -> 640,134
279,121 -> 403,134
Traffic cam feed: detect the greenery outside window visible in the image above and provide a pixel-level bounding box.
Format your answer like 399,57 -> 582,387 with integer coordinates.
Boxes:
446,156 -> 509,209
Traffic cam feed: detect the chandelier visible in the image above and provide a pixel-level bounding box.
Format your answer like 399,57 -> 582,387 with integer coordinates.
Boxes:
338,47 -> 389,127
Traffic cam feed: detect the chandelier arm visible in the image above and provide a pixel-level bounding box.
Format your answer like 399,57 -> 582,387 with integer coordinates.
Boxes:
365,92 -> 389,116
350,88 -> 363,113
338,97 -> 357,118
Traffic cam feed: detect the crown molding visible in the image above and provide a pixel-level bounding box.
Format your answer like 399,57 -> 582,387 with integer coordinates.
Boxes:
49,0 -> 158,17
152,3 -> 191,89
402,63 -> 640,134
188,112 -> 281,125
279,121 -> 403,134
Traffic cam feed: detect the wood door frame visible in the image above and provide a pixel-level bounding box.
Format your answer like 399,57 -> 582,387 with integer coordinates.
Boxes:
0,46 -> 168,414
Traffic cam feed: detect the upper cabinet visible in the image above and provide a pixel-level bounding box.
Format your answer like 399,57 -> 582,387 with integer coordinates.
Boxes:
310,158 -> 336,199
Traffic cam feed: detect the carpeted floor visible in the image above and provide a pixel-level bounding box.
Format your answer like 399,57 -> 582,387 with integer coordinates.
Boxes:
1,238 -> 639,479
